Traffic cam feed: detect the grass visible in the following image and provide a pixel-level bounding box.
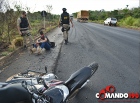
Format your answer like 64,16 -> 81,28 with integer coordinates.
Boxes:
46,25 -> 57,32
1,51 -> 9,56
30,20 -> 58,36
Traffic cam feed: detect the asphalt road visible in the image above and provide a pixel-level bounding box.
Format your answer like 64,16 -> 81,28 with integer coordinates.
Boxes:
55,21 -> 140,103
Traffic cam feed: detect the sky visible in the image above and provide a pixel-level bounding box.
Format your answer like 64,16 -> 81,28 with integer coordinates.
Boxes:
8,0 -> 140,14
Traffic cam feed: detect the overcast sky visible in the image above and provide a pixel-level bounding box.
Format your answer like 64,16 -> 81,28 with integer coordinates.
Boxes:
8,0 -> 139,14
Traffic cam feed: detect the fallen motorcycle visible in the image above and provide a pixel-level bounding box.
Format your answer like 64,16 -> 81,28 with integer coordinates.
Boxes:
0,67 -> 59,103
6,66 -> 57,84
0,62 -> 98,103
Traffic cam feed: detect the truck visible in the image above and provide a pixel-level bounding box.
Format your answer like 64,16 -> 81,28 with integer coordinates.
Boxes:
77,10 -> 89,22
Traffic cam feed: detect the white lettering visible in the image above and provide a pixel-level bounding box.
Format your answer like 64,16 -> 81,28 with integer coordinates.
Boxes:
106,93 -> 111,98
124,93 -> 128,98
106,93 -> 128,99
114,93 -> 120,98
96,93 -> 99,98
96,93 -> 129,99
119,93 -> 124,98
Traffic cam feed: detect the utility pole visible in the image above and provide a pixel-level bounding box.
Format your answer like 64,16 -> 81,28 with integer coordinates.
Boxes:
41,10 -> 47,28
43,11 -> 45,28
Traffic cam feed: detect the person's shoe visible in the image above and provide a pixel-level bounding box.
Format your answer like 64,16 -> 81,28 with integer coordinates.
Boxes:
65,40 -> 68,45
30,48 -> 36,54
37,47 -> 42,54
67,38 -> 68,43
34,47 -> 40,54
23,45 -> 27,49
41,48 -> 46,52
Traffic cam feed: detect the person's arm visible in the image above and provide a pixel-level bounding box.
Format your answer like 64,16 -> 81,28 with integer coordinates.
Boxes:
27,17 -> 32,29
69,15 -> 73,27
40,37 -> 47,43
36,38 -> 41,43
17,18 -> 22,35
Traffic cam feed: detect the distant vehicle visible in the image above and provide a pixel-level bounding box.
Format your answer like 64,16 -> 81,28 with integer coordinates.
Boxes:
104,17 -> 117,26
70,14 -> 73,21
77,10 -> 89,22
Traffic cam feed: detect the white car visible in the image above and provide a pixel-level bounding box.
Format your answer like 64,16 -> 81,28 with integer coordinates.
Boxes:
104,18 -> 117,26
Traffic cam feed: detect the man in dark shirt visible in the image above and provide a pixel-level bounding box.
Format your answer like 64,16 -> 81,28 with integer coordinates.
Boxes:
58,8 -> 73,44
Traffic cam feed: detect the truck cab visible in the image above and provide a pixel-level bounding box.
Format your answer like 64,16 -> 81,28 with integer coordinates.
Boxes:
77,10 -> 89,22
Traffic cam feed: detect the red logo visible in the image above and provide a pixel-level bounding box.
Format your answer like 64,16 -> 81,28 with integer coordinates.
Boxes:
96,85 -> 140,100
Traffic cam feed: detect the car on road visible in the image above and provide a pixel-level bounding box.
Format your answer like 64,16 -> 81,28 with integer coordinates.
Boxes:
70,14 -> 73,21
104,17 -> 117,26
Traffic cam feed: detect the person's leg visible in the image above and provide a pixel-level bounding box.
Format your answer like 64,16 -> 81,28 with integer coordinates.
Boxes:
40,42 -> 50,50
63,25 -> 68,44
44,42 -> 51,50
30,43 -> 37,53
40,42 -> 45,49
23,35 -> 27,48
27,32 -> 34,47
66,24 -> 70,43
35,42 -> 45,54
66,31 -> 68,42
63,31 -> 67,41
62,24 -> 67,43
28,35 -> 34,43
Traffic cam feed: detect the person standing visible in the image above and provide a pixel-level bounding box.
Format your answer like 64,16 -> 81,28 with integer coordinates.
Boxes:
58,8 -> 73,44
17,11 -> 34,49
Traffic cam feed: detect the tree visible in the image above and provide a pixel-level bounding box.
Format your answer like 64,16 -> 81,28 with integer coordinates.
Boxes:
126,5 -> 129,8
73,12 -> 78,18
46,5 -> 53,20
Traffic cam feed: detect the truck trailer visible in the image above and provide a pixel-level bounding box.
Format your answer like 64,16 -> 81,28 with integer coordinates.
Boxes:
77,10 -> 89,22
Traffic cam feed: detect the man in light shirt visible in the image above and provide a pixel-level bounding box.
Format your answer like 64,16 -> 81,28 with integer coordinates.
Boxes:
17,11 -> 34,49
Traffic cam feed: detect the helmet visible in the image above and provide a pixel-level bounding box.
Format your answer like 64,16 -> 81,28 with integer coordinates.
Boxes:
62,8 -> 67,11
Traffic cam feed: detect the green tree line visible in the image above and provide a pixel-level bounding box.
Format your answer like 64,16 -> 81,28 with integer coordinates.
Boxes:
73,7 -> 140,27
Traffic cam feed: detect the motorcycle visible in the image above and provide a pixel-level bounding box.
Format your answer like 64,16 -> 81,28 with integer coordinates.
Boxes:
0,67 -> 60,103
22,62 -> 98,103
6,66 -> 55,83
0,62 -> 98,103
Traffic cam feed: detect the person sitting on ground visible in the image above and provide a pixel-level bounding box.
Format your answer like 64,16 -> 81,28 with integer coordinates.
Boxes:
30,31 -> 51,54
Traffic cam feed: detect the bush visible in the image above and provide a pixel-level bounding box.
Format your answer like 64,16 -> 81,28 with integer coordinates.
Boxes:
10,37 -> 23,49
123,16 -> 135,26
133,19 -> 140,27
119,16 -> 140,27
1,51 -> 9,56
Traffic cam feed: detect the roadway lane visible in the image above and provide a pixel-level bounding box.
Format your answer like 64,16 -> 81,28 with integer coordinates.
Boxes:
55,21 -> 140,103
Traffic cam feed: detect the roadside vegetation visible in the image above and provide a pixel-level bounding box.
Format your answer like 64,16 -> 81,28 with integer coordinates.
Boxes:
73,6 -> 140,29
0,0 -> 59,58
